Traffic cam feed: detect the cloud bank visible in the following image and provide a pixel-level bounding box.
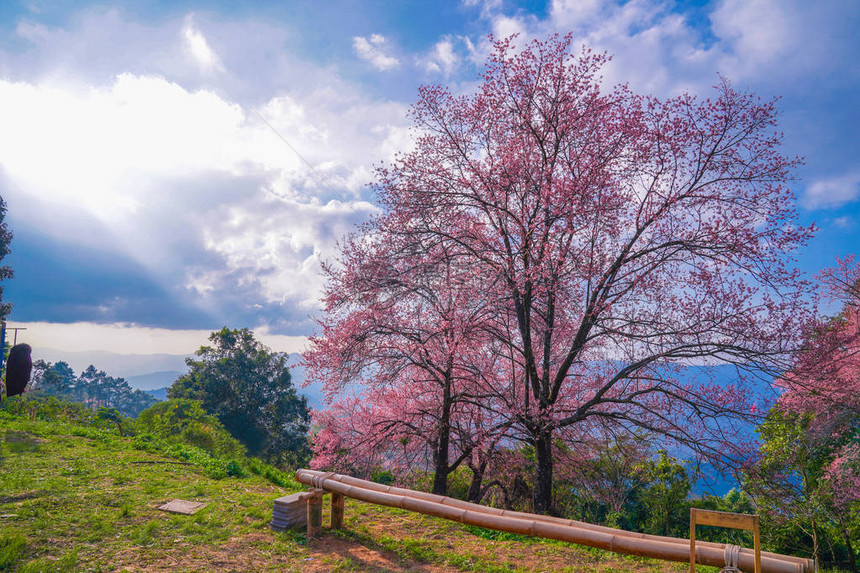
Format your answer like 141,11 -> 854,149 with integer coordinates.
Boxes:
0,1 -> 857,353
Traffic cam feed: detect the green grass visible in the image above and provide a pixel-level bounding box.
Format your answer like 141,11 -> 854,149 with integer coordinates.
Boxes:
0,414 -> 300,571
0,401 -> 699,572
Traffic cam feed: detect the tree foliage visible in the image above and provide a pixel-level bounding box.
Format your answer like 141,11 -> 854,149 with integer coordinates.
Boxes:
747,257 -> 860,570
135,398 -> 246,458
638,451 -> 691,537
307,34 -> 813,513
169,327 -> 310,466
30,360 -> 156,417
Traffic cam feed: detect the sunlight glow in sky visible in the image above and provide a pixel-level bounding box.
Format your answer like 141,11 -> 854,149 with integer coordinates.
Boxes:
1,0 -> 858,358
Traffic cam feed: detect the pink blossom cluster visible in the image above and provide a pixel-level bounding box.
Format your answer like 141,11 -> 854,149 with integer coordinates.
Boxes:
777,257 -> 860,514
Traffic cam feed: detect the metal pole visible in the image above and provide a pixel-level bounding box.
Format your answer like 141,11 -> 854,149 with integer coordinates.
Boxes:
5,327 -> 26,346
0,321 -> 6,379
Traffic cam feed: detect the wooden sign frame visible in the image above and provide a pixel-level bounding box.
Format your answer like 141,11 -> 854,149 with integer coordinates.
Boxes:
690,508 -> 760,573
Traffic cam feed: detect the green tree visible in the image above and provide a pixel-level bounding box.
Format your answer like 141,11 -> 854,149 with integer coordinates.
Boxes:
691,489 -> 757,546
562,437 -> 651,528
168,327 -> 310,466
31,360 -> 76,395
96,406 -> 126,436
0,196 -> 12,320
637,451 -> 691,537
743,406 -> 856,567
30,360 -> 156,417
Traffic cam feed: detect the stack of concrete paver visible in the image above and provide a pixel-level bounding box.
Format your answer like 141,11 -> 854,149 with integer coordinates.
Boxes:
271,492 -> 311,531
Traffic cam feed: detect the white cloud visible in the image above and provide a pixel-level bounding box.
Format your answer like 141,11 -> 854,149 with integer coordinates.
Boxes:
182,15 -> 224,74
542,0 -> 858,98
545,1 -> 721,96
709,0 -> 860,84
550,0 -> 605,30
492,14 -> 532,44
0,68 -> 411,325
352,34 -> 400,71
195,195 -> 377,310
710,0 -> 789,65
15,321 -> 308,354
803,171 -> 860,210
832,216 -> 854,230
421,36 -> 460,77
0,74 -> 250,224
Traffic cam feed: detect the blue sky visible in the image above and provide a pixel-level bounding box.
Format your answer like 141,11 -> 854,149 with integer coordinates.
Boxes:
0,0 -> 858,359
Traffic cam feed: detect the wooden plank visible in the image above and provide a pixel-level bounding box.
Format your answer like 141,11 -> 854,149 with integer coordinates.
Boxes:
691,508 -> 757,531
754,517 -> 762,573
689,508 -> 696,573
690,509 -> 761,573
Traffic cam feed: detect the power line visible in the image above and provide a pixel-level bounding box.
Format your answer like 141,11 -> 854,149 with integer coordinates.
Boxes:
254,110 -> 363,215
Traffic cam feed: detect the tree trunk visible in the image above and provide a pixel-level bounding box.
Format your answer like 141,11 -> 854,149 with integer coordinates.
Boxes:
844,528 -> 857,573
467,461 -> 487,503
431,370 -> 453,496
533,427 -> 554,515
665,504 -> 670,537
811,516 -> 820,566
432,430 -> 450,496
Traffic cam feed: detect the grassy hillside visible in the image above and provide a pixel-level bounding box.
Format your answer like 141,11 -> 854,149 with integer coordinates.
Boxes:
0,409 -> 697,572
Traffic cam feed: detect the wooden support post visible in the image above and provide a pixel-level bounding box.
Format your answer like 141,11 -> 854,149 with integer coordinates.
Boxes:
753,515 -> 761,573
690,508 -> 761,573
306,489 -> 324,539
690,508 -> 696,573
331,492 -> 345,530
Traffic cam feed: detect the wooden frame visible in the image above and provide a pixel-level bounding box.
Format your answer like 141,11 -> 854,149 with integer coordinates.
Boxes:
690,508 -> 760,573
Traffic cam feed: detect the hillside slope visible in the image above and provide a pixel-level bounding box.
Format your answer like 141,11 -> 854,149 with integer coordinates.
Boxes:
0,418 -> 693,572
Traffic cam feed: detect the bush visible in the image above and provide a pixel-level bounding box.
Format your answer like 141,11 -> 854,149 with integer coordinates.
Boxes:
370,467 -> 395,485
246,458 -> 301,489
132,434 -> 246,479
0,395 -> 95,424
135,399 -> 246,458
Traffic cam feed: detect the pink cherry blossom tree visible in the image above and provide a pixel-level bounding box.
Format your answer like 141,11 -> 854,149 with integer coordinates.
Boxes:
304,229 -> 509,494
767,257 -> 860,568
309,34 -> 813,513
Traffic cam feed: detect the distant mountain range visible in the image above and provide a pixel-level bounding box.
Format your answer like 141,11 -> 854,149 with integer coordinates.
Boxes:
126,371 -> 183,390
144,387 -> 170,401
33,347 -> 190,379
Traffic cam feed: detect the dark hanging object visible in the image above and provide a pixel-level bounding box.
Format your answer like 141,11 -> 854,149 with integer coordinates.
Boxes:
5,343 -> 32,397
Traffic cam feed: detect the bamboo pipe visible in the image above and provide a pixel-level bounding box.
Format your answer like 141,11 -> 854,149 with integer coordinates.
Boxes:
296,469 -> 813,573
297,469 -> 812,569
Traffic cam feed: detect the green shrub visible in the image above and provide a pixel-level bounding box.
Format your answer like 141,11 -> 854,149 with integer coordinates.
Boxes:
370,468 -> 395,485
0,395 -> 95,424
135,399 -> 245,458
132,433 -> 246,479
246,457 -> 301,489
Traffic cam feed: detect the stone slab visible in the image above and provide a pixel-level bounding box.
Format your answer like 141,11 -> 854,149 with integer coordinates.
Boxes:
158,499 -> 207,515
